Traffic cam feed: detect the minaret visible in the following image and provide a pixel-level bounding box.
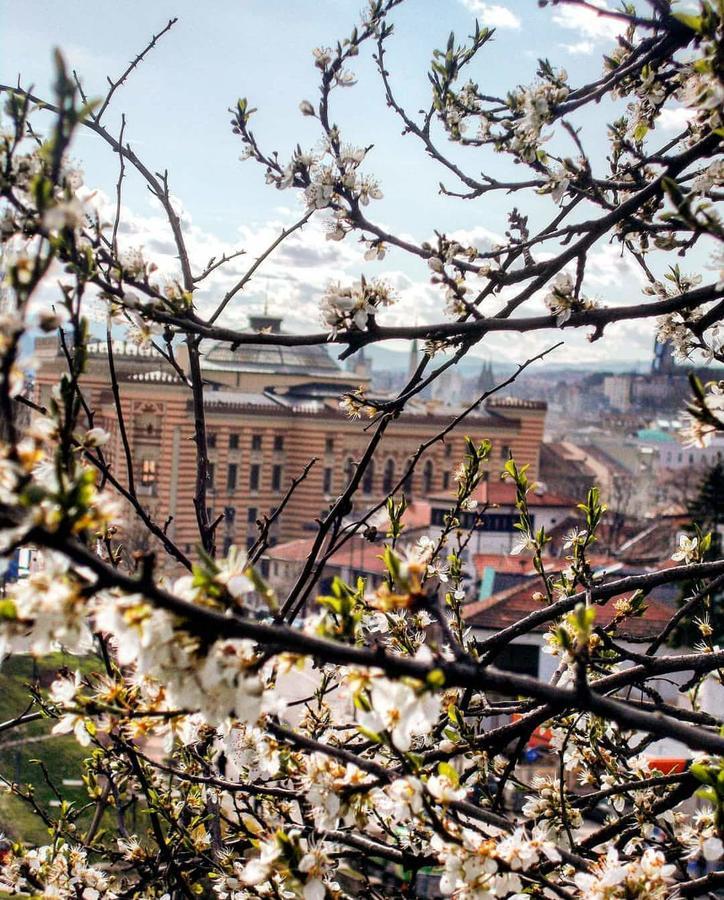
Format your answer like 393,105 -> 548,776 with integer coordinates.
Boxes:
407,338 -> 419,380
354,346 -> 371,379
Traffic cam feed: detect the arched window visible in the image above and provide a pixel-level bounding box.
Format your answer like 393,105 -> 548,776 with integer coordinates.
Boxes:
422,460 -> 434,494
382,458 -> 396,494
362,459 -> 375,495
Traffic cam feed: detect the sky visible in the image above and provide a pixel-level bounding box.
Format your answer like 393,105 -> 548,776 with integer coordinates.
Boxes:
0,0 -> 707,368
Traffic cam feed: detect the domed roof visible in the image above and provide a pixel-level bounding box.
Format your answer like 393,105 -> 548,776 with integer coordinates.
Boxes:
202,315 -> 340,377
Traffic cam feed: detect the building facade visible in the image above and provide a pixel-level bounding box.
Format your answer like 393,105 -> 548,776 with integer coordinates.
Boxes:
33,318 -> 547,564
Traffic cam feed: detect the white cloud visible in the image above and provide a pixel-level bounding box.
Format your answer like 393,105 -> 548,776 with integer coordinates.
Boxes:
561,40 -> 596,55
552,0 -> 622,42
657,106 -> 695,132
458,1 -> 521,29
584,244 -> 645,290
71,188 -> 382,336
449,224 -> 503,249
38,180 -> 663,370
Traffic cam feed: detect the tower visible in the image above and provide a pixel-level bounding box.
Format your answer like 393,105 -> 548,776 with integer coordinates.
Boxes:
351,346 -> 370,379
407,338 -> 419,381
652,338 -> 677,375
477,358 -> 496,395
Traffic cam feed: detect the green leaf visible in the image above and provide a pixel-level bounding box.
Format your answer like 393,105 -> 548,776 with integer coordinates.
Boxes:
357,726 -> 383,744
696,785 -> 718,804
0,598 -> 17,620
672,12 -> 703,31
691,762 -> 716,785
437,761 -> 459,786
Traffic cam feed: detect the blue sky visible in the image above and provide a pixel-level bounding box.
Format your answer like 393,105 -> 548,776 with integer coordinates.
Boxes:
1,0 -> 704,366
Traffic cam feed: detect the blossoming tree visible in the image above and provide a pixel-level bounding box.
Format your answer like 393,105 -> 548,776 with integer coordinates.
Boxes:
0,0 -> 723,897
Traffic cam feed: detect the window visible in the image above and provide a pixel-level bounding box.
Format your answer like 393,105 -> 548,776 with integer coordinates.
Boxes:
229,433 -> 240,450
382,458 -> 395,494
442,470 -> 451,490
273,435 -> 284,451
207,432 -> 217,449
325,437 -> 334,453
444,442 -> 453,458
479,513 -> 518,532
271,464 -> 283,491
227,463 -> 237,492
247,507 -> 257,524
207,462 -> 215,489
500,444 -> 511,460
323,467 -> 333,494
422,460 -> 434,494
495,644 -> 539,679
251,434 -> 263,451
344,457 -> 355,482
141,459 -> 157,486
249,464 -> 260,491
224,506 -> 236,523
362,460 -> 375,495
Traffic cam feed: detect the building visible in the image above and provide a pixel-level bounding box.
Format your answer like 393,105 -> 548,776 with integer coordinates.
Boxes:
463,578 -> 678,682
657,431 -> 724,471
539,442 -> 596,502
428,476 -> 574,557
33,318 -> 548,565
603,374 -> 633,413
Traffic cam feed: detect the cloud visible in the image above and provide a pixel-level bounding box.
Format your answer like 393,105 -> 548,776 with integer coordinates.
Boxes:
458,1 -> 521,29
657,106 -> 695,132
449,224 -> 502,251
42,178 -> 662,370
584,244 -> 645,290
552,0 -> 623,42
561,40 -> 596,55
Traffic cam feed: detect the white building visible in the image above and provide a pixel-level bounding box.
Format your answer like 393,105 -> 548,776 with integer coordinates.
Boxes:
428,481 -> 575,556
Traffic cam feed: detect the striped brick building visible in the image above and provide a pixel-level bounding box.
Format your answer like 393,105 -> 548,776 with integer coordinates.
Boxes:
33,316 -> 546,563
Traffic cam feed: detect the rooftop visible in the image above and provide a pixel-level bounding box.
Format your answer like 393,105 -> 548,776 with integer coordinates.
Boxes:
486,397 -> 547,411
473,552 -> 619,578
202,314 -> 345,379
463,578 -> 675,640
266,535 -> 388,574
429,481 -> 576,508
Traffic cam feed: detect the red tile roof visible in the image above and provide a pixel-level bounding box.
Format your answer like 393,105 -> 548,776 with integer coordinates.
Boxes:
364,500 -> 432,532
473,553 -> 619,577
463,577 -> 674,640
266,536 -> 388,574
430,481 -> 576,508
474,553 -> 540,576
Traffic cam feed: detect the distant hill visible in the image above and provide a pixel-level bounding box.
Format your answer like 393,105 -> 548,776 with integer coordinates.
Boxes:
354,344 -> 676,378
